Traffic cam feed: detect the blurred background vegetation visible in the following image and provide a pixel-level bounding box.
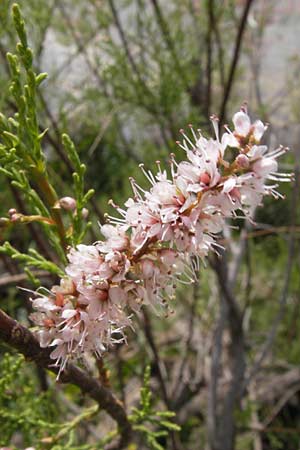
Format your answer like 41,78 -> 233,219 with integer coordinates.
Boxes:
0,1 -> 300,449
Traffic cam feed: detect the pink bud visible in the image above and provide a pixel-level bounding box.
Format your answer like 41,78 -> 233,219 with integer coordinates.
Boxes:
97,280 -> 109,290
200,172 -> 211,185
43,319 -> 55,328
98,289 -> 109,302
110,259 -> 121,272
236,154 -> 249,168
10,213 -> 20,222
82,208 -> 89,219
230,187 -> 241,201
55,292 -> 65,307
59,197 -> 77,211
8,208 -> 17,217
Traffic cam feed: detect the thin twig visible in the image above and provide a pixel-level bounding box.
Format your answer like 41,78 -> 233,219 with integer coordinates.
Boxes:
108,0 -> 141,79
0,270 -> 51,287
219,0 -> 255,124
142,309 -> 169,407
141,309 -> 181,450
262,383 -> 300,429
172,281 -> 199,398
210,253 -> 246,450
206,0 -> 213,117
211,5 -> 225,89
9,184 -> 57,263
150,0 -> 189,90
207,293 -> 227,449
35,0 -> 59,64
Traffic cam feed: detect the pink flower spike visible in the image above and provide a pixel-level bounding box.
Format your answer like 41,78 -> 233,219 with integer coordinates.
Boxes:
30,107 -> 291,374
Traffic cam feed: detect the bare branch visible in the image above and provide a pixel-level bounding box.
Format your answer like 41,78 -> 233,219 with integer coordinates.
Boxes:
209,253 -> 246,450
207,294 -> 227,449
142,309 -> 170,407
141,309 -> 182,450
0,270 -> 51,287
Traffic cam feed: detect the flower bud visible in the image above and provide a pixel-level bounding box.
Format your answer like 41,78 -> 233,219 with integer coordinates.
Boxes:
97,280 -> 109,290
55,292 -> 65,307
82,207 -> 89,219
229,187 -> 241,201
236,154 -> 249,169
200,172 -> 211,185
10,213 -> 20,222
59,196 -> 77,211
8,208 -> 17,217
43,319 -> 55,328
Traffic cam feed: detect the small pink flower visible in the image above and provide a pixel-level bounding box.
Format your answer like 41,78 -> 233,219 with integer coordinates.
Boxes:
232,111 -> 266,144
252,157 -> 278,177
233,111 -> 251,136
236,154 -> 249,169
99,224 -> 129,252
59,196 -> 77,211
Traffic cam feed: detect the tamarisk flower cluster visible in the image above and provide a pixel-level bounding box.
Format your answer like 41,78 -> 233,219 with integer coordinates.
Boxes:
31,107 -> 292,374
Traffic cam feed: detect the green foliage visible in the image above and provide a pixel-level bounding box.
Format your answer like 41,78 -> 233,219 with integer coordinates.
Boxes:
0,353 -> 59,448
0,353 -> 111,450
0,357 -> 179,450
130,366 -> 180,450
0,3 -> 93,282
0,241 -> 64,277
0,3 -> 65,262
62,133 -> 94,245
